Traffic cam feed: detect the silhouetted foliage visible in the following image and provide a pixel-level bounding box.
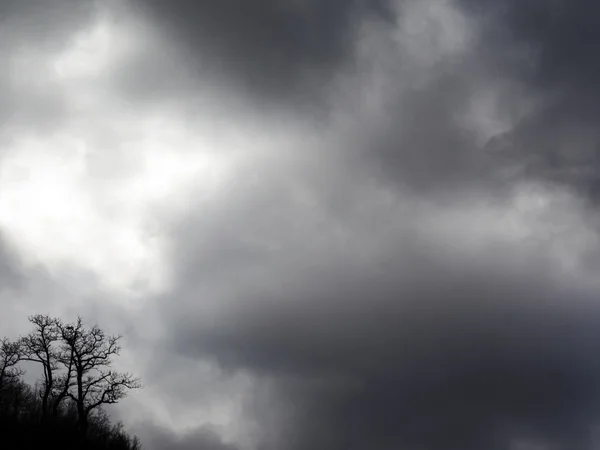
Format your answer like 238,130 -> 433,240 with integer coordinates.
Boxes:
0,315 -> 142,449
20,315 -> 62,421
0,337 -> 23,389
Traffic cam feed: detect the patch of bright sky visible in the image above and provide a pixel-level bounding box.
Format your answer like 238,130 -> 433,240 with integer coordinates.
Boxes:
0,6 -> 238,303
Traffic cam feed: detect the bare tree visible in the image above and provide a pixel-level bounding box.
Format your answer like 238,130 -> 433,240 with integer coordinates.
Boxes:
0,337 -> 22,390
20,314 -> 61,420
59,317 -> 141,435
51,341 -> 75,418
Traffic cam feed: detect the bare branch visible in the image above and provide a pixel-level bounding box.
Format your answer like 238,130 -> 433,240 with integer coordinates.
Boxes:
84,371 -> 142,415
19,315 -> 62,418
56,317 -> 141,434
0,337 -> 23,389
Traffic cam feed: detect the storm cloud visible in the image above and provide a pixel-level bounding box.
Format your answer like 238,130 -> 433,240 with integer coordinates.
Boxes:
130,0 -> 393,106
2,1 -> 600,450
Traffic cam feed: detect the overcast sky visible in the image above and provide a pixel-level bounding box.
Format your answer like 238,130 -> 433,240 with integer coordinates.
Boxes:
2,1 -> 600,449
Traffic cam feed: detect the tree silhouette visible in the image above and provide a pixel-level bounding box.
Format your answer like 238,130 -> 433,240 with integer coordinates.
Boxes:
20,315 -> 62,420
0,314 -> 143,449
0,337 -> 22,390
58,317 -> 142,435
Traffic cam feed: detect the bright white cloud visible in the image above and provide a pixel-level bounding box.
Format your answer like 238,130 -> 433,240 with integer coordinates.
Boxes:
0,7 -> 237,302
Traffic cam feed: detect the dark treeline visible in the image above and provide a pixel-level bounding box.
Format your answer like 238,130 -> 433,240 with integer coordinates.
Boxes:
0,314 -> 142,449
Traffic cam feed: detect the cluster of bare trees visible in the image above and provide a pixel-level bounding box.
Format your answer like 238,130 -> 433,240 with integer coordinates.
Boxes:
0,314 -> 141,437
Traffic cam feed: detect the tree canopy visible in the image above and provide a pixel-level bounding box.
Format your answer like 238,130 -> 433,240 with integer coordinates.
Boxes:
0,314 -> 142,450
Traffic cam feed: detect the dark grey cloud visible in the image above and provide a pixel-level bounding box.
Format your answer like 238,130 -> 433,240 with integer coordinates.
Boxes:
355,71 -> 496,196
126,0 -> 394,108
135,2 -> 600,448
116,0 -> 515,195
126,0 -> 600,201
165,203 -> 600,449
117,0 -> 503,198
461,0 -> 600,200
485,103 -> 600,201
338,0 -> 600,202
459,0 -> 600,97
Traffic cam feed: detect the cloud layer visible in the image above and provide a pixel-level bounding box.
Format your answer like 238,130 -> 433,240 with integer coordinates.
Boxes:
3,1 -> 600,450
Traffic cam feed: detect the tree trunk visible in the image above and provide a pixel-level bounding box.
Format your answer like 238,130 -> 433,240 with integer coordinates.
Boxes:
41,365 -> 52,421
76,370 -> 87,436
51,390 -> 67,418
41,393 -> 49,421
